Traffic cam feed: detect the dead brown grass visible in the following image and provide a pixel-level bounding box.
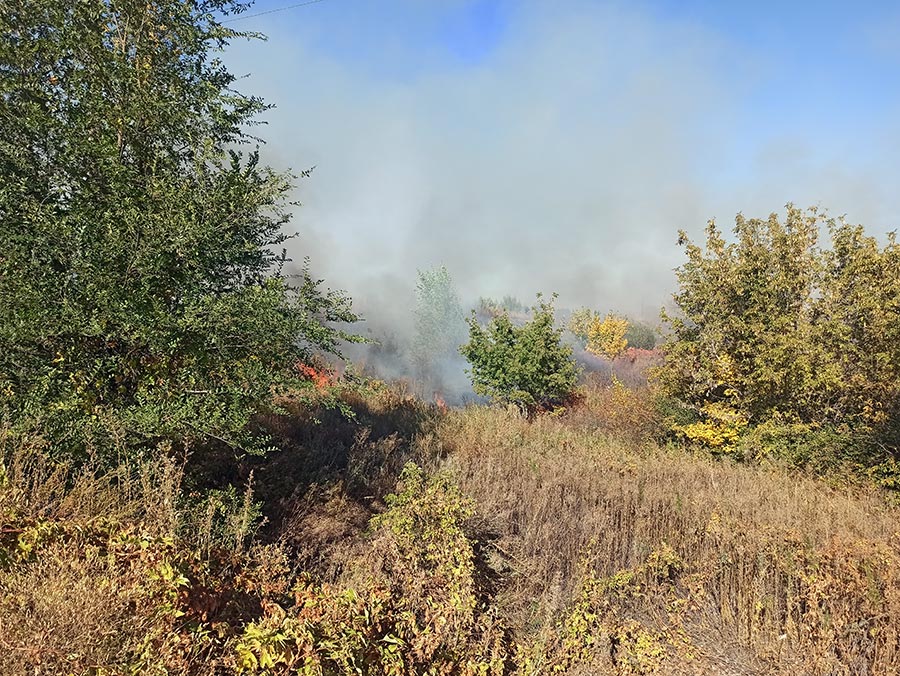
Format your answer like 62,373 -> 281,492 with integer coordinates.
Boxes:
0,441 -> 185,675
0,539 -> 167,675
3,381 -> 900,674
0,431 -> 181,532
434,405 -> 900,674
0,435 -> 284,675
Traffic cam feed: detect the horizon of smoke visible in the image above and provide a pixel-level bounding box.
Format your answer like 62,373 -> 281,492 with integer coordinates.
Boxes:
223,1 -> 900,391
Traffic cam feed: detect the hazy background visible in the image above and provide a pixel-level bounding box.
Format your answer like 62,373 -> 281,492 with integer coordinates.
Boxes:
223,0 -> 900,328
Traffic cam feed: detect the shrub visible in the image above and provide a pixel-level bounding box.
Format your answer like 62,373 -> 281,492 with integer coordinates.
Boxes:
0,436 -> 294,675
673,401 -> 748,452
460,296 -> 579,414
539,545 -> 685,675
500,295 -> 526,313
623,321 -> 657,350
575,376 -> 664,441
232,464 -> 510,675
571,309 -> 657,355
479,296 -> 526,318
0,529 -> 194,675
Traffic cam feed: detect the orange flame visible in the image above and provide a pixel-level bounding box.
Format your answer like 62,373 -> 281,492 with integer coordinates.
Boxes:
296,362 -> 332,390
433,392 -> 448,411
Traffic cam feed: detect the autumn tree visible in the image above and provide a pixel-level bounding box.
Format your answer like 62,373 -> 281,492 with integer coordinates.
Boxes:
0,0 -> 357,458
569,308 -> 632,359
586,314 -> 629,360
658,204 -> 900,464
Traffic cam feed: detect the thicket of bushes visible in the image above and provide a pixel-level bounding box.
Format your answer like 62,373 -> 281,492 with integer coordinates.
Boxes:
657,206 -> 900,481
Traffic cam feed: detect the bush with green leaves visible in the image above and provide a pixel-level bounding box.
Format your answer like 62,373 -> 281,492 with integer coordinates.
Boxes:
624,320 -> 657,350
658,204 -> 900,468
460,296 -> 579,413
0,0 -> 357,458
233,464 -> 510,675
567,307 -> 596,347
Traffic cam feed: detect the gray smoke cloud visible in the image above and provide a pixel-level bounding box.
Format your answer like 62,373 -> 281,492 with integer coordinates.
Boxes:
222,1 -> 900,389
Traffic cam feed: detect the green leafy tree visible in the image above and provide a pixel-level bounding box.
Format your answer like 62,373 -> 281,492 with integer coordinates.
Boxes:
0,0 -> 357,458
624,321 -> 657,350
567,307 -> 597,347
816,222 -> 900,430
412,266 -> 466,380
460,296 -> 579,413
658,204 -> 900,463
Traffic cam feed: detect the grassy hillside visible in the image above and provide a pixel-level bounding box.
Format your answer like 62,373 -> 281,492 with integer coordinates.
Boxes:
2,381 -> 898,675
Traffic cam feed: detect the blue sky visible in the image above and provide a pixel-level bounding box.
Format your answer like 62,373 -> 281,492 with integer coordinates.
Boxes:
235,0 -> 900,105
223,0 -> 900,318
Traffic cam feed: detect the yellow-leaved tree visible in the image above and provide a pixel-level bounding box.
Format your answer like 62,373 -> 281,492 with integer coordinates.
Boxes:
586,314 -> 629,360
658,204 -> 900,475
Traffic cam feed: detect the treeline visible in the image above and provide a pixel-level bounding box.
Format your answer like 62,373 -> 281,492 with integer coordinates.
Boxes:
435,208 -> 900,481
407,269 -> 658,408
2,0 -> 897,489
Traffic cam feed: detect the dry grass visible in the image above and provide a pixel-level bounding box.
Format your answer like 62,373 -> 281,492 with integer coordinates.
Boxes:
0,431 -> 181,532
433,405 -> 900,674
250,382 -> 441,574
0,539 -> 169,675
3,381 -> 900,674
0,434 -> 284,675
0,439 -> 183,675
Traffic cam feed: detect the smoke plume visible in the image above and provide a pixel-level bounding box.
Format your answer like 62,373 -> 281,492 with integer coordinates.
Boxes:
223,0 -> 900,392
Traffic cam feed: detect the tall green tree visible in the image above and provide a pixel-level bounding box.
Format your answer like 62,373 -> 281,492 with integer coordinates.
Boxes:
412,266 -> 466,380
0,0 -> 357,457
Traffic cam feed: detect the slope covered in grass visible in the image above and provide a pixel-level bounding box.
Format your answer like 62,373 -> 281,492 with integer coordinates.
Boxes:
1,383 -> 898,675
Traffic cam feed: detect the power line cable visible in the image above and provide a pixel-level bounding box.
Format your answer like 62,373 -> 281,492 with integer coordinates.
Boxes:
222,0 -> 330,24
